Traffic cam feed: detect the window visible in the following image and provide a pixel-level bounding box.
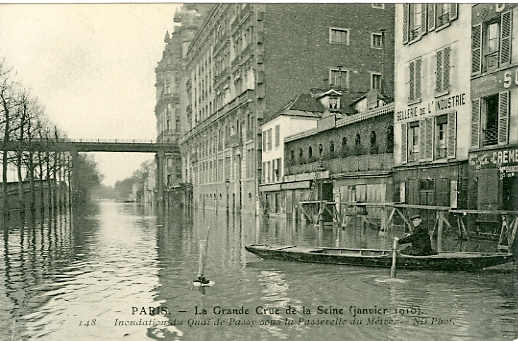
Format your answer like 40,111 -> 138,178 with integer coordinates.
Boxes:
329,28 -> 349,45
472,11 -> 511,74
436,46 -> 451,94
330,69 -> 348,89
274,125 -> 280,148
372,4 -> 384,9
371,33 -> 383,48
308,146 -> 313,159
267,128 -> 272,150
409,122 -> 420,162
436,3 -> 451,27
319,144 -> 323,156
329,141 -> 335,154
436,115 -> 448,159
386,126 -> 394,153
371,73 -> 382,90
472,93 -> 509,148
410,4 -> 423,41
403,4 -> 458,44
329,97 -> 339,109
290,150 -> 294,162
370,131 -> 378,154
408,58 -> 422,103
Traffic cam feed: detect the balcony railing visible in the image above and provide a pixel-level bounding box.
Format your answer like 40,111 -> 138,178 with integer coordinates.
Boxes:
437,12 -> 450,26
410,26 -> 421,40
485,51 -> 499,70
436,146 -> 447,159
225,134 -> 241,148
285,153 -> 393,176
483,127 -> 498,146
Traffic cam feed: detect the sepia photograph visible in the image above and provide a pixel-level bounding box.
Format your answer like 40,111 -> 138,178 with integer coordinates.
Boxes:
0,3 -> 517,341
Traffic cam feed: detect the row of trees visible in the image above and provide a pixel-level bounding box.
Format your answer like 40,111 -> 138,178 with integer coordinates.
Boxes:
0,61 -> 102,217
114,160 -> 155,202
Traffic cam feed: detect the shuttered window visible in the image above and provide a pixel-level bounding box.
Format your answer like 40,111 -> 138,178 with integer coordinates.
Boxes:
498,91 -> 509,145
409,58 -> 422,103
403,4 -> 409,44
401,123 -> 408,164
471,99 -> 480,148
500,11 -> 512,66
447,112 -> 457,158
427,4 -> 436,31
436,46 -> 451,93
419,117 -> 434,161
471,24 -> 482,74
473,11 -> 512,74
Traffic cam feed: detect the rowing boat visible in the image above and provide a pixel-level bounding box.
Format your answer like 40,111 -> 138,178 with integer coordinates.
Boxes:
245,244 -> 514,272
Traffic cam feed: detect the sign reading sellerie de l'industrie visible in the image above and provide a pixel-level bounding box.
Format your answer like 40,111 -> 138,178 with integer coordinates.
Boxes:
395,93 -> 466,122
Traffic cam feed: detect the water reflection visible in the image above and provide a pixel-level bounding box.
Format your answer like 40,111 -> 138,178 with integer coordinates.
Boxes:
0,201 -> 516,341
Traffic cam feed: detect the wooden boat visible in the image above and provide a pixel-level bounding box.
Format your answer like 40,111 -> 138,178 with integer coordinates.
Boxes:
245,244 -> 515,272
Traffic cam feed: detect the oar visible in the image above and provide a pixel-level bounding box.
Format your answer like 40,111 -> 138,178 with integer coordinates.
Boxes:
391,237 -> 399,278
193,226 -> 212,286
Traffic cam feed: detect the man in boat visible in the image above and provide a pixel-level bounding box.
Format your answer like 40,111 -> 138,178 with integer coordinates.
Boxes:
396,214 -> 436,256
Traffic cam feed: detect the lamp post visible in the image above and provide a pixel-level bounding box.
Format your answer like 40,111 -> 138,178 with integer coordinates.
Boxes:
379,28 -> 386,95
225,179 -> 230,213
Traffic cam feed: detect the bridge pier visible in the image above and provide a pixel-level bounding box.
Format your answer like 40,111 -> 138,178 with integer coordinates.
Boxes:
156,150 -> 165,210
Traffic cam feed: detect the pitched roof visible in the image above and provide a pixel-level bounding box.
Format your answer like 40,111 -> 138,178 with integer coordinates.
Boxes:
264,94 -> 325,124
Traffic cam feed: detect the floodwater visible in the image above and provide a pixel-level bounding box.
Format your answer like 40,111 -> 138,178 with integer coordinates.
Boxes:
0,200 -> 517,341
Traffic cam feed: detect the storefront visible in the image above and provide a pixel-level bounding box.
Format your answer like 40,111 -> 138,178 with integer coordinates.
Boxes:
468,145 -> 518,212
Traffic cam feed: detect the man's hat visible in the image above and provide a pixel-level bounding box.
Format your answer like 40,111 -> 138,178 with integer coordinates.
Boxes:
410,214 -> 421,221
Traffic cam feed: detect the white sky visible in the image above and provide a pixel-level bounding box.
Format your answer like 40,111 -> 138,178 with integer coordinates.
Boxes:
0,3 -> 181,186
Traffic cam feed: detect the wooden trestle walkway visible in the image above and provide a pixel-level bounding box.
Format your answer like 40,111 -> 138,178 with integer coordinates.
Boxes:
297,201 -> 518,253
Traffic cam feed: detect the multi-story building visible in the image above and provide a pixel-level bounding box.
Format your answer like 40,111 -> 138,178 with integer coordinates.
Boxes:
155,4 -> 212,207
468,4 -> 518,215
178,3 -> 395,214
282,93 -> 394,221
260,92 -> 326,215
394,4 -> 471,208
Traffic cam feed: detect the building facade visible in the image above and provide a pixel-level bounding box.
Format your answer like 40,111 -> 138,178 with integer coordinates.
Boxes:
468,4 -> 518,215
283,101 -> 394,221
155,4 -> 212,207
260,93 -> 325,215
178,3 -> 395,214
394,4 -> 471,208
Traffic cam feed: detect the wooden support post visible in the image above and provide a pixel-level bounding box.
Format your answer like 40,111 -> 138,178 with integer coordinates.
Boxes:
395,208 -> 412,232
379,206 -> 388,236
457,215 -> 469,240
437,211 -> 444,252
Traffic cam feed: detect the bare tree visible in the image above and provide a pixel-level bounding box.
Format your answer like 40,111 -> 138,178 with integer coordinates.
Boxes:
0,62 -> 16,216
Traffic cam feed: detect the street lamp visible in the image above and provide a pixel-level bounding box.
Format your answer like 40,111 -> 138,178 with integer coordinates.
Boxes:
225,179 -> 230,212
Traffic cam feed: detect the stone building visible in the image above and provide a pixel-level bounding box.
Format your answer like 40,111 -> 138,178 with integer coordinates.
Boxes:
282,96 -> 394,221
394,4 -> 471,209
468,4 -> 518,218
177,3 -> 395,214
155,4 -> 213,207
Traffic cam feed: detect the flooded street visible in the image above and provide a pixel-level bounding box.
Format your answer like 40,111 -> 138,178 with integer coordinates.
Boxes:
0,200 -> 517,341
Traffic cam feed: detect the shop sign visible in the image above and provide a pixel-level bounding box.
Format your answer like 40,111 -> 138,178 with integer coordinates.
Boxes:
472,4 -> 516,25
396,93 -> 466,122
469,146 -> 518,178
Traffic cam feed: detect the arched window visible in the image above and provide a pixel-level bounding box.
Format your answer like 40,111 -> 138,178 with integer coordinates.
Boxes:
299,148 -> 303,159
319,144 -> 324,156
386,126 -> 394,153
330,141 -> 335,153
308,146 -> 313,158
290,150 -> 295,161
370,131 -> 378,154
355,133 -> 361,145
